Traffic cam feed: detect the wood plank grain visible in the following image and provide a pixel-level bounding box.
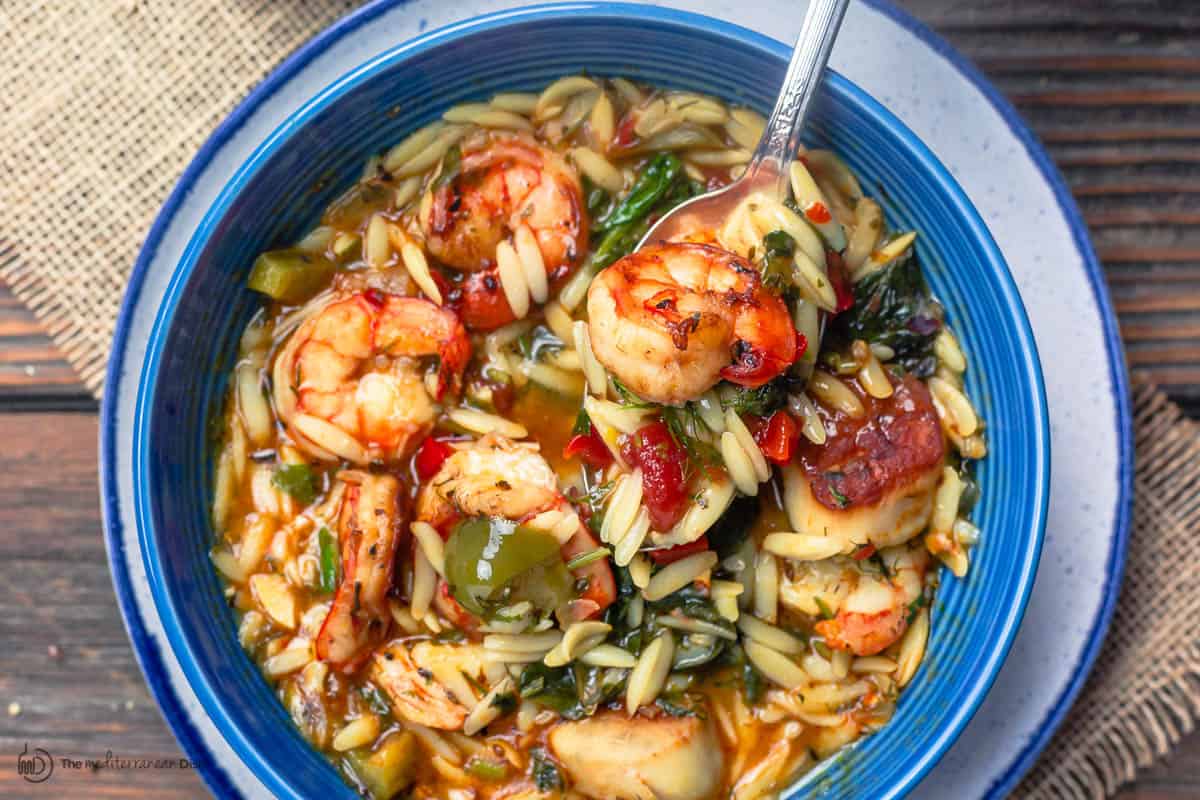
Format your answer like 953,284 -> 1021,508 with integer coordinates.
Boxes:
0,281 -> 95,410
0,413 -> 204,799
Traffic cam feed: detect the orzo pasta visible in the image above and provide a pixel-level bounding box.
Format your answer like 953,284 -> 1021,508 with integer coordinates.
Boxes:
212,74 -> 986,800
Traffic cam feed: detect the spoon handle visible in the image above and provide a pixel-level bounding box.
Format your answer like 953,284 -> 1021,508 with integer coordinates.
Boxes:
747,0 -> 849,194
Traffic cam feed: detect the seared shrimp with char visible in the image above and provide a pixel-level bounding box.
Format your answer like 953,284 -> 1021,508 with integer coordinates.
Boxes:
586,241 -> 801,405
419,132 -> 587,330
272,290 -> 470,465
781,543 -> 930,657
315,471 -> 406,671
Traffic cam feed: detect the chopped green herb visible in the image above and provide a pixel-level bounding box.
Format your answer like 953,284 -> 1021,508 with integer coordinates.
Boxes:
662,404 -> 722,468
906,594 -> 927,624
611,376 -> 653,408
869,552 -> 891,580
582,176 -> 612,219
822,470 -> 850,509
813,596 -> 835,621
572,407 -> 592,437
720,379 -> 787,417
434,145 -> 462,188
358,683 -> 392,716
318,527 -> 339,593
813,640 -> 833,660
272,463 -> 319,505
565,547 -> 612,571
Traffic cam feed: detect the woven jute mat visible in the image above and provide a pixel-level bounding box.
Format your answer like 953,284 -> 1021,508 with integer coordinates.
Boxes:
3,3 -> 1199,797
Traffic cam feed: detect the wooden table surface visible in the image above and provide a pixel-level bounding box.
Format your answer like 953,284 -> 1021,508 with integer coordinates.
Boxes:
1,1 -> 1197,797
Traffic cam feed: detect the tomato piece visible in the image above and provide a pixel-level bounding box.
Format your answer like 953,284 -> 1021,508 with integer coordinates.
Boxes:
647,535 -> 710,565
456,269 -> 517,332
414,437 -> 453,482
619,421 -> 690,531
805,201 -> 833,225
612,111 -> 639,151
827,250 -> 855,313
752,411 -> 800,465
563,425 -> 613,467
851,543 -> 877,561
560,527 -> 616,616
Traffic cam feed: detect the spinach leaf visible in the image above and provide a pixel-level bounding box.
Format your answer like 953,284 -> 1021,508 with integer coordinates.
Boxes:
672,632 -> 727,671
518,663 -> 587,719
760,229 -> 796,292
595,153 -> 684,232
271,464 -> 319,505
705,494 -> 760,560
530,748 -> 564,793
833,256 -> 944,376
589,153 -> 699,270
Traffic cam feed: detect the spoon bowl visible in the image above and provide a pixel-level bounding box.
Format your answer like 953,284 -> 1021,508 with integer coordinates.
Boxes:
639,0 -> 848,246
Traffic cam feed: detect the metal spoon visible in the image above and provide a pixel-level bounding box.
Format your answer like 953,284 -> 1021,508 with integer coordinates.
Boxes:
638,0 -> 849,246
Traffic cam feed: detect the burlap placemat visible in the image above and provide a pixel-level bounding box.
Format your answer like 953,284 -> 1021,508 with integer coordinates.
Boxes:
3,3 -> 1198,797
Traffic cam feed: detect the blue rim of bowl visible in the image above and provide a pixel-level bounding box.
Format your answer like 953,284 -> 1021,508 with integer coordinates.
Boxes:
857,4 -> 1132,796
97,1 -> 1125,798
136,7 -> 1048,795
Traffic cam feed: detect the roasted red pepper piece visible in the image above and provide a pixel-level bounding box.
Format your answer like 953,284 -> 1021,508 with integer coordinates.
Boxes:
563,424 -> 613,467
647,535 -> 710,565
851,543 -> 877,561
414,437 -> 453,482
751,410 -> 801,465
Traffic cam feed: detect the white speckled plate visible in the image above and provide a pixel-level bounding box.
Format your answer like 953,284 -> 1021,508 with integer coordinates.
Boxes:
101,1 -> 1131,797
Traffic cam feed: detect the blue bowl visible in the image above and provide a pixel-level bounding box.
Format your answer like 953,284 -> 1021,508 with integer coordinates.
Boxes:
120,3 -> 1049,798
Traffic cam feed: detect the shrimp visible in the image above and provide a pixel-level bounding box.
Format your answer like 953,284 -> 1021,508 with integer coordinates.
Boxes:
371,639 -> 488,730
416,434 -> 616,619
780,544 -> 930,657
586,242 -> 800,405
316,472 -> 406,671
419,132 -> 587,330
272,290 -> 470,464
416,433 -> 562,528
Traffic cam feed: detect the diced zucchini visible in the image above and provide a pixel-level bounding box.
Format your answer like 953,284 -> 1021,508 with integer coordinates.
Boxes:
247,248 -> 335,304
344,731 -> 418,800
